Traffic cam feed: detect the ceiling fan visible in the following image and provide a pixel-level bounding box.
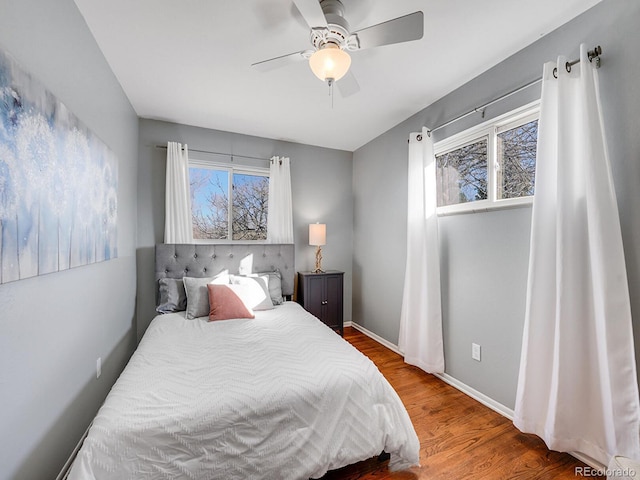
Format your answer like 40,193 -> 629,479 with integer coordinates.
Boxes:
251,0 -> 424,97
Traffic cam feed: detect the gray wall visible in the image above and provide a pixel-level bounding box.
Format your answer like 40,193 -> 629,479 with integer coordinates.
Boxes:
0,1 -> 139,479
137,119 -> 353,339
353,0 -> 640,409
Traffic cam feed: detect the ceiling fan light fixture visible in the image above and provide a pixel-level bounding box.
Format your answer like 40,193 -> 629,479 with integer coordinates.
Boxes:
309,44 -> 351,82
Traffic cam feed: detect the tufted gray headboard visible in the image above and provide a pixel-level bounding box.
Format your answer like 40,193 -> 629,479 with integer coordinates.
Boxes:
155,244 -> 295,302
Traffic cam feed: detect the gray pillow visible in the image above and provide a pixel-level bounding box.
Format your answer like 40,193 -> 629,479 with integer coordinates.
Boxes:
183,273 -> 229,319
156,278 -> 188,314
260,270 -> 284,305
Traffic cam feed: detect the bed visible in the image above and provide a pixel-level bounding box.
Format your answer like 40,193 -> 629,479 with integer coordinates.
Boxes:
68,244 -> 419,479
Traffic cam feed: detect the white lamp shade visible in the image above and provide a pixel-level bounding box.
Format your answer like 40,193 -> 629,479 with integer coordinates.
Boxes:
308,44 -> 351,82
309,223 -> 326,246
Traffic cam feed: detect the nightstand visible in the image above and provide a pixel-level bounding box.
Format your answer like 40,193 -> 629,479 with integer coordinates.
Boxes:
297,271 -> 344,335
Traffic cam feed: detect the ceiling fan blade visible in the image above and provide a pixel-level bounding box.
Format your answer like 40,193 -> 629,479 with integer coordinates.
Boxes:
251,50 -> 312,72
353,11 -> 424,50
337,70 -> 360,98
292,0 -> 327,28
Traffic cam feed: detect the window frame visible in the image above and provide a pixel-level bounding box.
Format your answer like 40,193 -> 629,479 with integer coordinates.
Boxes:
436,134 -> 490,209
188,158 -> 269,243
434,101 -> 540,216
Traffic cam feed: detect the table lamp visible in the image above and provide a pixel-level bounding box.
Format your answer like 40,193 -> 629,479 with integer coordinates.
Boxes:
309,223 -> 326,273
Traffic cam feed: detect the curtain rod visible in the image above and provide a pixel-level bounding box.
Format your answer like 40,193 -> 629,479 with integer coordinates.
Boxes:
154,144 -> 271,163
421,45 -> 602,138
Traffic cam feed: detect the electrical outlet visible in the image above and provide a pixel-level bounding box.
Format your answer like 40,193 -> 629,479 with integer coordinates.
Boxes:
96,357 -> 102,379
472,343 -> 481,362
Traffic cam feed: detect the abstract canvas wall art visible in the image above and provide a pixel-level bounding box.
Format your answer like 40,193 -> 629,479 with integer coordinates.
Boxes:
0,47 -> 118,284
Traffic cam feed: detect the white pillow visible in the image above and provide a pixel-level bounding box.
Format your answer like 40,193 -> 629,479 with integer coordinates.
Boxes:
229,275 -> 274,311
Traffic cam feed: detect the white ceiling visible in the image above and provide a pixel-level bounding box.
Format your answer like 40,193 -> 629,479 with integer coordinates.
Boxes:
73,0 -> 600,152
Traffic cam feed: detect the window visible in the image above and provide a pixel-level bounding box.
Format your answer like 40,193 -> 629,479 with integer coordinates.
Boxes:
189,161 -> 269,241
496,119 -> 537,200
436,137 -> 488,207
434,102 -> 539,214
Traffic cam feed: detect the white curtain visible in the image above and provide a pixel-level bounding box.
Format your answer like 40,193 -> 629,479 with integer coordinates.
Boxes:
398,127 -> 444,374
164,141 -> 193,243
266,156 -> 294,243
514,44 -> 640,465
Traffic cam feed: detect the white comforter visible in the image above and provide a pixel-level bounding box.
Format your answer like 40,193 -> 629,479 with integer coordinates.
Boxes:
68,302 -> 419,479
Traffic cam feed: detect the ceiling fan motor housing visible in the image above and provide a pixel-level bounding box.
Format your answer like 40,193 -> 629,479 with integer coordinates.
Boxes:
310,0 -> 352,50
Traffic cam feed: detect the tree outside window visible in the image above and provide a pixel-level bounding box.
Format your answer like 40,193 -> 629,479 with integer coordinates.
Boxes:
497,120 -> 538,200
189,166 -> 268,241
436,139 -> 488,207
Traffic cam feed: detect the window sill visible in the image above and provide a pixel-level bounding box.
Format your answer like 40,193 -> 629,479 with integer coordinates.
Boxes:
191,239 -> 269,244
437,197 -> 533,217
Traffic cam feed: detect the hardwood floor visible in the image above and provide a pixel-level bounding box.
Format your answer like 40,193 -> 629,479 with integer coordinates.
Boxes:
322,326 -> 602,480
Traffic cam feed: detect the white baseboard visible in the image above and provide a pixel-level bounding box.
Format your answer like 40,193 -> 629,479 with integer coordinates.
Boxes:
570,452 -> 605,471
349,322 -> 605,472
433,372 -> 514,420
348,322 -> 402,355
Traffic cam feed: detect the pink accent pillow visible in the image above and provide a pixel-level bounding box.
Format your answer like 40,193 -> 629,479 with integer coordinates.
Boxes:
207,284 -> 255,321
